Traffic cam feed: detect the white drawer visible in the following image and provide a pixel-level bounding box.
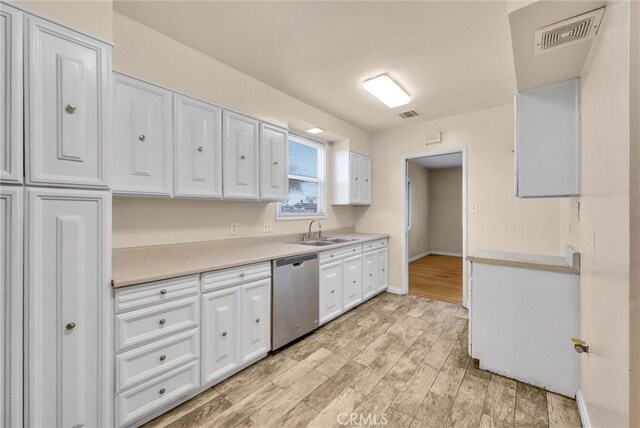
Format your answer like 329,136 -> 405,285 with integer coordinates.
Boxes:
115,275 -> 199,314
320,244 -> 362,263
362,239 -> 387,252
116,296 -> 199,352
202,261 -> 271,292
117,360 -> 199,427
116,329 -> 199,392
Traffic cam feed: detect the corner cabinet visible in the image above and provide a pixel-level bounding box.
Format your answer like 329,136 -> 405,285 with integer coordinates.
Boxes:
1,4 -> 23,184
259,123 -> 288,201
174,94 -> 223,198
112,72 -> 173,196
24,188 -> 113,428
515,79 -> 580,198
223,111 -> 260,200
332,150 -> 371,205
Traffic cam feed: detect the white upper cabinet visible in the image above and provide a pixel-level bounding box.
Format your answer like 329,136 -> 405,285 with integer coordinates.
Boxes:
332,149 -> 372,205
259,123 -> 288,201
112,73 -> 173,196
223,111 -> 259,200
174,94 -> 222,198
515,79 -> 580,198
25,188 -> 112,428
25,15 -> 110,188
0,4 -> 23,184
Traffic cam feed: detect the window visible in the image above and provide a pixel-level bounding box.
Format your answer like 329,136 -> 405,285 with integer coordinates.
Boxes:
277,134 -> 327,220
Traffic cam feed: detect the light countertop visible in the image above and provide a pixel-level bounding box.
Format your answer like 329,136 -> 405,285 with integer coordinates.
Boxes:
112,231 -> 389,288
467,246 -> 580,274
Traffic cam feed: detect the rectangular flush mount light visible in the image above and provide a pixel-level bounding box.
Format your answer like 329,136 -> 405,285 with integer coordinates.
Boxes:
363,74 -> 411,108
306,127 -> 325,134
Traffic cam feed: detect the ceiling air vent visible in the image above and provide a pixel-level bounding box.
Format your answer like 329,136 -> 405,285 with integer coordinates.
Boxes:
534,7 -> 605,54
398,109 -> 419,119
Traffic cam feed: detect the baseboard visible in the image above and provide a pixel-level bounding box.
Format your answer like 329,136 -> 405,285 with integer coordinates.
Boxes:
409,251 -> 431,262
429,250 -> 463,257
576,388 -> 591,428
386,286 -> 402,295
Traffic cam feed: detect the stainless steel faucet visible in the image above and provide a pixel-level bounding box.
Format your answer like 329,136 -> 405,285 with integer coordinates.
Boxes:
306,219 -> 322,240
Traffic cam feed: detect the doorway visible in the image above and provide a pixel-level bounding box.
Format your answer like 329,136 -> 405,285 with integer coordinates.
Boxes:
401,148 -> 468,306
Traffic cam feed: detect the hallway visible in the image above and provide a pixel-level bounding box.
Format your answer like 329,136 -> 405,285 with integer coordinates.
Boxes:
409,255 -> 463,304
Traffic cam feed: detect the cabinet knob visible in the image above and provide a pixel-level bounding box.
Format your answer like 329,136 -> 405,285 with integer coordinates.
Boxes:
369,273 -> 373,277
273,161 -> 279,165
222,331 -> 228,337
160,289 -> 167,295
240,155 -> 246,160
159,354 -> 167,361
255,318 -> 260,323
240,272 -> 245,278
159,319 -> 166,325
382,268 -> 386,272
65,104 -> 76,114
331,290 -> 335,294
159,388 -> 166,395
353,280 -> 356,284
366,179 -> 369,182
330,255 -> 334,258
355,177 -> 359,180
138,134 -> 146,142
65,322 -> 76,331
197,146 -> 203,152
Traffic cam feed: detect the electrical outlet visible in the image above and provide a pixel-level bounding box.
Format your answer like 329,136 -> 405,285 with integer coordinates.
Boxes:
230,222 -> 238,235
470,202 -> 479,214
262,221 -> 273,233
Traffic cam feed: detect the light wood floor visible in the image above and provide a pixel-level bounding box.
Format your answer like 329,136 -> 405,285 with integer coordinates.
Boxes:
409,255 -> 463,304
144,293 -> 581,428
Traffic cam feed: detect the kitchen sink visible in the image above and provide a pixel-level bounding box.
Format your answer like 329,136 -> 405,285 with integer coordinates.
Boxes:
289,236 -> 359,246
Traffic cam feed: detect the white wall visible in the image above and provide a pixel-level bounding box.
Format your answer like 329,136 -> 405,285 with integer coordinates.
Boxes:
407,161 -> 430,259
429,167 -> 463,255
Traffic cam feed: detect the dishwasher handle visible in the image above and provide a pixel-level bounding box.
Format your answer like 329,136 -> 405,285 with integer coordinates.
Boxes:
273,253 -> 318,268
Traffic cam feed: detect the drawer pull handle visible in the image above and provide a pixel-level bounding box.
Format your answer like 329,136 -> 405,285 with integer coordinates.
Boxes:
65,322 -> 76,331
65,104 -> 76,114
222,331 -> 228,337
138,134 -> 146,142
255,318 -> 260,323
159,388 -> 166,395
159,354 -> 167,361
240,273 -> 245,278
160,289 -> 167,295
159,319 -> 166,325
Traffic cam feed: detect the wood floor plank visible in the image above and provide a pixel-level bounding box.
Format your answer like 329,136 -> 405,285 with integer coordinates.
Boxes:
390,363 -> 440,417
270,402 -> 318,428
388,341 -> 431,381
201,382 -> 282,428
307,387 -> 365,428
445,377 -> 489,427
514,382 -> 549,427
303,360 -> 367,411
379,408 -> 414,427
145,388 -> 221,428
354,333 -> 398,366
352,375 -> 405,423
409,255 -> 462,304
414,391 -> 454,426
547,392 -> 582,427
429,354 -> 470,399
483,374 -> 517,424
480,414 -> 513,427
164,394 -> 232,428
273,347 -> 333,389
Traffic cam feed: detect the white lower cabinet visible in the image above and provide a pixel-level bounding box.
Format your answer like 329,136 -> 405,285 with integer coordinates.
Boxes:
25,188 -> 112,428
201,286 -> 240,385
241,279 -> 271,363
362,251 -> 378,300
342,254 -> 363,311
319,260 -> 343,324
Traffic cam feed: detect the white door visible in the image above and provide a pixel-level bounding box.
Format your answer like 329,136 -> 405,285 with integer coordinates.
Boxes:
0,4 -> 23,184
112,72 -> 173,196
377,248 -> 388,291
241,279 -> 271,363
25,16 -> 110,188
259,123 -> 288,201
342,254 -> 363,310
25,188 -> 112,428
349,152 -> 361,203
1,187 -> 22,427
201,287 -> 240,385
174,94 -> 222,198
362,251 -> 378,300
223,111 -> 259,200
360,156 -> 372,204
319,260 -> 343,325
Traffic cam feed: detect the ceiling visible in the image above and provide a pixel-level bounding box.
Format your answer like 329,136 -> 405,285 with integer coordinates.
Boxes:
114,1 -> 517,133
410,152 -> 463,170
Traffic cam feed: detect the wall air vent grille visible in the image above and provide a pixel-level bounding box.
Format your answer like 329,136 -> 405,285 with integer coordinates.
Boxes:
534,7 -> 605,54
398,109 -> 419,119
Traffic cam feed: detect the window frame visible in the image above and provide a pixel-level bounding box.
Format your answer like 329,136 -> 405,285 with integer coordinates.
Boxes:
276,133 -> 328,221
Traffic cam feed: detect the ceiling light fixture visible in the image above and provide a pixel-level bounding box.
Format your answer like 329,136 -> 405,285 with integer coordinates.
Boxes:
306,127 -> 325,134
363,74 -> 411,108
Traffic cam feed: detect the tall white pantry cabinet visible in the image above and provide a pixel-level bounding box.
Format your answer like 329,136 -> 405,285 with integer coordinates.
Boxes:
1,3 -> 114,427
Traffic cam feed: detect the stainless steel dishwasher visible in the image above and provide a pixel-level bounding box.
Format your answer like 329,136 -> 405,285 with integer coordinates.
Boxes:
271,253 -> 319,350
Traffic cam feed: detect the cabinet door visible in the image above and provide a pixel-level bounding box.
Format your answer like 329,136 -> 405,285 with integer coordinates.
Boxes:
201,287 -> 240,385
0,4 -> 23,184
112,73 -> 173,196
241,279 -> 271,363
360,156 -> 371,205
349,152 -> 361,203
377,248 -> 388,291
342,254 -> 363,310
1,187 -> 22,427
362,251 -> 378,300
259,123 -> 288,201
223,111 -> 259,200
174,94 -> 222,198
25,188 -> 112,428
25,16 -> 110,188
319,260 -> 343,325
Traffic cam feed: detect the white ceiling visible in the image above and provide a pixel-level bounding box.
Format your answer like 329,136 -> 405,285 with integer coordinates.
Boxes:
410,152 -> 463,170
114,1 -> 517,132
